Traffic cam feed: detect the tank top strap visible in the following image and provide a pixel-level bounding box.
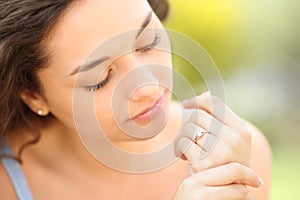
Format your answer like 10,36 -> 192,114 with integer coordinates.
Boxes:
0,143 -> 34,200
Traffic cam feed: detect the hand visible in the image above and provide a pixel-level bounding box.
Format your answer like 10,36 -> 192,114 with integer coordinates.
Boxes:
174,162 -> 263,200
179,91 -> 252,172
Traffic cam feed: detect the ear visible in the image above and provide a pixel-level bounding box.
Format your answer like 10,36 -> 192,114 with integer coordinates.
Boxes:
20,90 -> 50,116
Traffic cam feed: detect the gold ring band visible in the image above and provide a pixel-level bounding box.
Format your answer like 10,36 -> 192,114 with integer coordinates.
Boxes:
193,130 -> 209,143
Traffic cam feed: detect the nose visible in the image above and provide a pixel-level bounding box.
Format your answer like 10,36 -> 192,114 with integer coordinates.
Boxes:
131,82 -> 160,101
113,53 -> 163,102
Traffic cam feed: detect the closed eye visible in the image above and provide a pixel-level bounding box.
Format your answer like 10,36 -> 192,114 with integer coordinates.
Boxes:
135,34 -> 161,53
85,68 -> 113,92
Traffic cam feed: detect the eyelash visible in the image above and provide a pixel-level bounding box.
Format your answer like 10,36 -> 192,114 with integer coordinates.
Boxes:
86,69 -> 113,92
135,34 -> 161,53
86,34 -> 161,92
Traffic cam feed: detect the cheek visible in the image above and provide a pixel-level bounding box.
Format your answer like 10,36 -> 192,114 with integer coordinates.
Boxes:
94,90 -> 120,135
39,74 -> 75,128
143,51 -> 172,68
159,51 -> 172,68
45,86 -> 74,125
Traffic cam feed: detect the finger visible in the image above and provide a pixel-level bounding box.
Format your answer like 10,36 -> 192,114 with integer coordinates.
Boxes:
191,162 -> 263,188
183,91 -> 246,130
181,122 -> 208,151
187,109 -> 224,139
217,184 -> 255,200
176,122 -> 208,161
202,184 -> 255,200
174,114 -> 206,158
182,122 -> 218,158
176,109 -> 222,160
178,137 -> 206,172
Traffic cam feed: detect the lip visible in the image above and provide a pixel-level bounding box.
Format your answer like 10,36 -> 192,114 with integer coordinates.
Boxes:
130,93 -> 165,122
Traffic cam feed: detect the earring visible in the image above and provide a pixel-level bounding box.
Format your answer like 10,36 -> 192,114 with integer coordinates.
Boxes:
37,110 -> 43,116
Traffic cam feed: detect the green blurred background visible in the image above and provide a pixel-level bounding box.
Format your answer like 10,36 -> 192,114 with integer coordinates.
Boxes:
163,0 -> 300,199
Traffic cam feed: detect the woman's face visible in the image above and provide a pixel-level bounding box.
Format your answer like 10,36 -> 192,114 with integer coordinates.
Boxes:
38,0 -> 172,143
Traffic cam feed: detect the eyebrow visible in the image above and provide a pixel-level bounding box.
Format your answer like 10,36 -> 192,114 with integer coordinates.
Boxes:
135,11 -> 153,39
69,56 -> 111,76
69,11 -> 153,76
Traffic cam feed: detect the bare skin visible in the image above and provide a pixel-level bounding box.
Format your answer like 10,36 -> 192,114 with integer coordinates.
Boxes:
0,102 -> 271,200
0,0 -> 271,199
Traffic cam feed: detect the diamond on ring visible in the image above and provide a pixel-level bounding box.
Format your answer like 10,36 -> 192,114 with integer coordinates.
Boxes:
193,130 -> 209,143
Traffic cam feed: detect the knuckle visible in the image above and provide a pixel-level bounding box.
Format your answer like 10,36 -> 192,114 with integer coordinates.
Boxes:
200,91 -> 211,98
211,95 -> 226,110
235,184 -> 249,198
204,95 -> 213,106
243,128 -> 252,141
222,130 -> 242,151
234,124 -> 252,141
231,134 -> 244,150
228,162 -> 243,172
236,131 -> 251,150
228,162 -> 254,178
226,128 -> 250,150
190,109 -> 209,122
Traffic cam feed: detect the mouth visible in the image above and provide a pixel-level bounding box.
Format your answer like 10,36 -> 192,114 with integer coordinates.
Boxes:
130,93 -> 165,122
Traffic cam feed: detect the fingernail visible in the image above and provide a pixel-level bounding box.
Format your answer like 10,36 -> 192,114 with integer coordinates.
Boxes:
258,176 -> 264,186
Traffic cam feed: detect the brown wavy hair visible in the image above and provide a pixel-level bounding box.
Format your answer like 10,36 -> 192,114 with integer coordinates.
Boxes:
0,0 -> 169,162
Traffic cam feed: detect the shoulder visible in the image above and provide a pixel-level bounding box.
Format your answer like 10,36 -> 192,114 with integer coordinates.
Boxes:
245,121 -> 272,199
0,161 -> 18,200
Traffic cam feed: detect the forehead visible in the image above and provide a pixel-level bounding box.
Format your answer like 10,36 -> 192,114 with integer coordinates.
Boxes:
46,0 -> 152,74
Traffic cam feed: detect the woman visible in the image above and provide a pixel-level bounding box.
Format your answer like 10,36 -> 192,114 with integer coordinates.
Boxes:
0,0 -> 271,199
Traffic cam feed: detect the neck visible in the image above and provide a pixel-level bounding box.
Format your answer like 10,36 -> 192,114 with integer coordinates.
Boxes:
9,101 -> 182,178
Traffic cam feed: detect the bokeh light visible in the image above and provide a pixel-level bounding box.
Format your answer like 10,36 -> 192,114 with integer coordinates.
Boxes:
164,0 -> 300,199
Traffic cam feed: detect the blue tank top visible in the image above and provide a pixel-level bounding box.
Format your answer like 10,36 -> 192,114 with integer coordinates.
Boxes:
0,143 -> 33,200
